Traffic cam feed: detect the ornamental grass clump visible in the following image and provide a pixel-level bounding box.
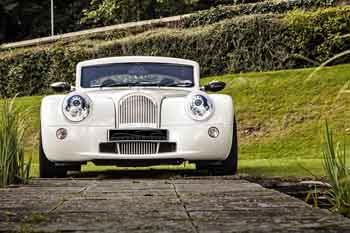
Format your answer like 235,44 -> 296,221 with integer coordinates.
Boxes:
323,122 -> 350,217
0,97 -> 31,187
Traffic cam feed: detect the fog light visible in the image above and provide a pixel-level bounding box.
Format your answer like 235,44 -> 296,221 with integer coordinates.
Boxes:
208,127 -> 219,138
56,128 -> 68,140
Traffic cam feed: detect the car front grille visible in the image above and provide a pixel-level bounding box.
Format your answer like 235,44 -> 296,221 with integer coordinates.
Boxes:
118,94 -> 158,128
99,142 -> 176,155
119,142 -> 158,155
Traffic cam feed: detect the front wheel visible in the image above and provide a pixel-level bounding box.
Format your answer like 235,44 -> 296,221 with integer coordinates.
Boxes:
196,118 -> 238,175
39,135 -> 67,178
220,118 -> 238,175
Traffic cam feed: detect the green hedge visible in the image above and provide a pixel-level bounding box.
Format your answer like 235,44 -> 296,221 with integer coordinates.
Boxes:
183,0 -> 336,27
0,6 -> 349,97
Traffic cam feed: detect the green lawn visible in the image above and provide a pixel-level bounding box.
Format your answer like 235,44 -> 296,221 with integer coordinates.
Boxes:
11,64 -> 350,178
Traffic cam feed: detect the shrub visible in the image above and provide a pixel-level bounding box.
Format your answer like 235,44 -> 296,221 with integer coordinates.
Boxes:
0,6 -> 349,97
323,122 -> 350,217
0,97 -> 31,187
80,0 -> 267,28
184,0 -> 336,27
285,7 -> 350,65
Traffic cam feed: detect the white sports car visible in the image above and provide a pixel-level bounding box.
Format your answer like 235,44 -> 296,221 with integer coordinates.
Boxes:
40,56 -> 238,177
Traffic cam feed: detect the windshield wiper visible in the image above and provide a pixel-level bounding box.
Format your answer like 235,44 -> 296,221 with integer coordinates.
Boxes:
163,80 -> 193,87
98,81 -> 161,88
135,81 -> 161,87
99,83 -> 129,88
97,80 -> 193,88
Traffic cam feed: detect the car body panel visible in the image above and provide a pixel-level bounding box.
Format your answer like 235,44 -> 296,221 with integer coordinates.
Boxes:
40,56 -> 235,164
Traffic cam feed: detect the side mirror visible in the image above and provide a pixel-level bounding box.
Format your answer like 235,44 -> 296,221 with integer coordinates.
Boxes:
204,81 -> 226,92
50,82 -> 71,93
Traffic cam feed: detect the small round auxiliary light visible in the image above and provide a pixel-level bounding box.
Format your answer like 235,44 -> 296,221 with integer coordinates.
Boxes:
208,127 -> 219,138
56,128 -> 68,140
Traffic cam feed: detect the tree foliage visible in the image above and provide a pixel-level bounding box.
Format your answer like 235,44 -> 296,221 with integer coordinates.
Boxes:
79,0 -> 265,27
0,0 -> 260,43
80,0 -> 198,26
0,0 -> 90,43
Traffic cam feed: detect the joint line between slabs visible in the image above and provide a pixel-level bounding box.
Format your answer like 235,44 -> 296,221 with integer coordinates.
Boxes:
48,180 -> 97,213
171,183 -> 199,233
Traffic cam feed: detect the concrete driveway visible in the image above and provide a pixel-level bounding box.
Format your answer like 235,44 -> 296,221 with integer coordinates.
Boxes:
1,173 -> 350,233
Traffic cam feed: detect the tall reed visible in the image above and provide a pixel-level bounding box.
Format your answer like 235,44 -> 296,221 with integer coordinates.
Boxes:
0,97 -> 31,187
323,122 -> 350,217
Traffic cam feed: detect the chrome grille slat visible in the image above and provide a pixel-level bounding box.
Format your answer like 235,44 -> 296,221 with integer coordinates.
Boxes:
118,94 -> 158,128
118,142 -> 158,155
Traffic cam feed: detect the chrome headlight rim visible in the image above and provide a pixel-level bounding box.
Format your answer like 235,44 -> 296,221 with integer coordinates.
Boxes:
62,92 -> 92,122
185,91 -> 214,121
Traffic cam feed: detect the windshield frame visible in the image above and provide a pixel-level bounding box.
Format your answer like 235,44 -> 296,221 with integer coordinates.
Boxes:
76,57 -> 200,90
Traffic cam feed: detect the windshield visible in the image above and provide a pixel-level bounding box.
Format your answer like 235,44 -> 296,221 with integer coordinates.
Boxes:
81,62 -> 194,88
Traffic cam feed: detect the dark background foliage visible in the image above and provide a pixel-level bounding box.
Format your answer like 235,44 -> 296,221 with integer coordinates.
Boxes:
0,0 -> 263,43
0,0 -> 91,43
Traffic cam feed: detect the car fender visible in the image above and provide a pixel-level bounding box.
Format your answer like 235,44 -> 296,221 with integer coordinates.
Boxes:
161,93 -> 234,127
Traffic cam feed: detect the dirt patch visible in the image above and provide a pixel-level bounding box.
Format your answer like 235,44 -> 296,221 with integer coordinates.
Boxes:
244,176 -> 332,209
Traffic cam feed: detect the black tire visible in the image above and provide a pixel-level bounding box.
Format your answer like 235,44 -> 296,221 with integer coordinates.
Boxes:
219,118 -> 238,175
67,165 -> 81,171
196,118 -> 238,175
39,135 -> 67,178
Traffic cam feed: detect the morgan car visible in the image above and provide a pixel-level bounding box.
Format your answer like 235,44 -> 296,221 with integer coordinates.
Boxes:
39,56 -> 238,177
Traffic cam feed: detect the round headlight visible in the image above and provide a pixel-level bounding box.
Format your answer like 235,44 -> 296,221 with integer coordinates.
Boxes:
62,93 -> 91,122
186,91 -> 214,121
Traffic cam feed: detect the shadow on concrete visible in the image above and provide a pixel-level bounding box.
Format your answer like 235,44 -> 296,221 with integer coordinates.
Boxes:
68,169 -> 218,180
